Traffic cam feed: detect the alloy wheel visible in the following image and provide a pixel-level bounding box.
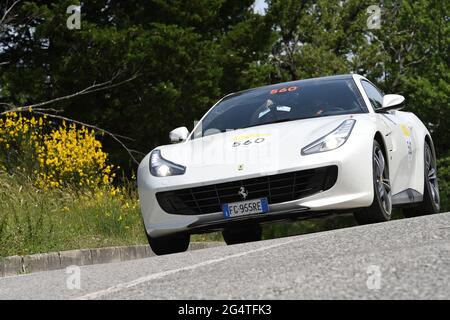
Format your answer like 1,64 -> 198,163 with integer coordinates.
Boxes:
425,144 -> 440,207
374,146 -> 392,215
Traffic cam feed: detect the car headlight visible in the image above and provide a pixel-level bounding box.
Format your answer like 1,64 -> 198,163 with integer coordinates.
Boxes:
301,119 -> 356,155
149,150 -> 186,177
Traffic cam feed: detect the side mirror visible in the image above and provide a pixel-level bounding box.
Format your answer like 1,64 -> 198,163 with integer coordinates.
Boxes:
380,94 -> 405,111
169,126 -> 189,143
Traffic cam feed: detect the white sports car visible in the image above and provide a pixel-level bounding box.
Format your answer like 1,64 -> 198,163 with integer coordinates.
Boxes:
138,74 -> 440,255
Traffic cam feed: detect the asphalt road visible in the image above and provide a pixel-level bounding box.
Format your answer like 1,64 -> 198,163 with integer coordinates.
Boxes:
1,213 -> 450,300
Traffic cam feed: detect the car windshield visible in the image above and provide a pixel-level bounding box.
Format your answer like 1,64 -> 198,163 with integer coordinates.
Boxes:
192,78 -> 366,139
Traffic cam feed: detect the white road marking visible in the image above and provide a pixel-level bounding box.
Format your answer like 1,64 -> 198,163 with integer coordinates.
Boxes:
74,236 -> 309,300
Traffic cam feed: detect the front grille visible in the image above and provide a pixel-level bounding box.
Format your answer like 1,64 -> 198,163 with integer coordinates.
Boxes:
156,166 -> 338,215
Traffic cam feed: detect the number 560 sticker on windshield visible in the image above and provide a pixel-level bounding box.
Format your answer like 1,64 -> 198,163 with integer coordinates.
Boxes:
270,86 -> 298,94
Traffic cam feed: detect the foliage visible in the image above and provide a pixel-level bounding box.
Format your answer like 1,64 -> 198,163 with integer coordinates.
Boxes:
0,110 -> 136,257
38,122 -> 114,188
0,111 -> 41,173
0,112 -> 114,188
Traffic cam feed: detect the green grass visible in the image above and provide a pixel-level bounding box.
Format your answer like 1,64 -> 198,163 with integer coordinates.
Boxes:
0,171 -> 148,257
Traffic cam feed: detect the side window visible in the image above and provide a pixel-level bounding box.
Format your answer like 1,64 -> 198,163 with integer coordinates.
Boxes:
361,81 -> 383,110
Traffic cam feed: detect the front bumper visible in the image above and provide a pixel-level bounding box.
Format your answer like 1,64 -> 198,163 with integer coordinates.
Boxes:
138,136 -> 374,238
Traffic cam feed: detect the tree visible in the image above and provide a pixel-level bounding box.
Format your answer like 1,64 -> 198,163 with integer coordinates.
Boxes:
264,0 -> 372,81
0,0 -> 273,168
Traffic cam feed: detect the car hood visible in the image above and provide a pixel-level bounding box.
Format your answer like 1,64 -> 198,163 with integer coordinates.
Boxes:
155,114 -> 359,178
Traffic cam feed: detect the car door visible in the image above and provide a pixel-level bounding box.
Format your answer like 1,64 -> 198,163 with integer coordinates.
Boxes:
360,80 -> 412,195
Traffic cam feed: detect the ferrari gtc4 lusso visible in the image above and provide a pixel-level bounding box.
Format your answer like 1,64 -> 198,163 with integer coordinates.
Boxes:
138,74 -> 440,255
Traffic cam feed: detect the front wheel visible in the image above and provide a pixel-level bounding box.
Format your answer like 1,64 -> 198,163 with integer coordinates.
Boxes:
354,140 -> 392,225
222,225 -> 262,245
146,232 -> 190,256
403,141 -> 440,217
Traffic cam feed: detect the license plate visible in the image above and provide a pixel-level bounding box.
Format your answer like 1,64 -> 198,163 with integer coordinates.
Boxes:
222,198 -> 269,218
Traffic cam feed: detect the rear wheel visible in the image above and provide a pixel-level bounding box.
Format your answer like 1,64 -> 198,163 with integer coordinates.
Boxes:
146,232 -> 190,256
403,142 -> 440,217
222,225 -> 262,245
354,140 -> 392,225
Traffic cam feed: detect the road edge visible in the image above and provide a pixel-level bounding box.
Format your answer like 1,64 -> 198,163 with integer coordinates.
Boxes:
0,242 -> 224,278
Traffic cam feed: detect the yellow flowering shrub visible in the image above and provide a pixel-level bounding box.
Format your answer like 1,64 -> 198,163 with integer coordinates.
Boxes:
0,112 -> 114,188
0,112 -> 41,174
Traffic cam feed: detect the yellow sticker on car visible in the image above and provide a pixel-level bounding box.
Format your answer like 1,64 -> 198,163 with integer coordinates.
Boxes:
400,124 -> 411,137
233,133 -> 271,141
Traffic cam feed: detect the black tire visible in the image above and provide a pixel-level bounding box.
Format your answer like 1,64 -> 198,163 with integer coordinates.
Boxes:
146,232 -> 190,256
403,141 -> 440,217
354,140 -> 392,225
222,225 -> 262,245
